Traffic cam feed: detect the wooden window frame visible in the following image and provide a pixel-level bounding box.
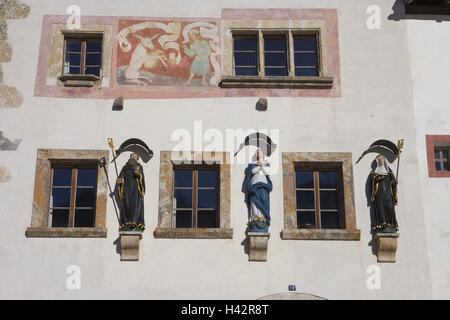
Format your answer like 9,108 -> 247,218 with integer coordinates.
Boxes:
294,164 -> 346,230
154,151 -> 233,239
58,32 -> 103,87
223,29 -> 332,89
281,152 -> 360,241
434,147 -> 450,172
26,149 -> 109,238
48,165 -> 98,228
426,135 -> 450,178
173,165 -> 220,229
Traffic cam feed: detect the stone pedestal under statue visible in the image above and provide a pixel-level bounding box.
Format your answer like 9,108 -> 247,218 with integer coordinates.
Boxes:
248,232 -> 270,262
374,232 -> 399,263
119,231 -> 143,261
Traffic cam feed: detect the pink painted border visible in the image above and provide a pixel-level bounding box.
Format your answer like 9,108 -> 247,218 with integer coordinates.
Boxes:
34,9 -> 341,100
426,135 -> 450,178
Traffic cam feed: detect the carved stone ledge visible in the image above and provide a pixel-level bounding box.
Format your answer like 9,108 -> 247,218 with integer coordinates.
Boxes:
374,232 -> 399,263
119,231 -> 143,261
281,229 -> 360,241
248,232 -> 270,262
153,228 -> 233,239
220,76 -> 333,89
58,74 -> 100,87
25,227 -> 107,238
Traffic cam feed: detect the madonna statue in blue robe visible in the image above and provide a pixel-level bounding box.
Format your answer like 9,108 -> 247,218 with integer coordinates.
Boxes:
244,149 -> 272,232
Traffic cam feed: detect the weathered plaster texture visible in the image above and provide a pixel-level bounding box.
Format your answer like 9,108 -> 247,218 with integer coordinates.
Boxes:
0,0 -> 29,108
0,165 -> 11,182
0,131 -> 21,150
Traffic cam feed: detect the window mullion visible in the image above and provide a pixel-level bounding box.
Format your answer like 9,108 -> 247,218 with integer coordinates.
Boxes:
68,168 -> 77,228
193,170 -> 198,228
314,171 -> 321,229
258,30 -> 264,76
81,41 -> 86,75
288,30 -> 295,77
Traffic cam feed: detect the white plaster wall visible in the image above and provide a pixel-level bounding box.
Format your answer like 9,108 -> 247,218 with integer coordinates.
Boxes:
407,19 -> 450,300
0,0 -> 437,299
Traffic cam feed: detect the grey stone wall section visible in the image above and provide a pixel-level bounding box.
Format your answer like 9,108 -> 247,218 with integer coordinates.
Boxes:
0,0 -> 29,108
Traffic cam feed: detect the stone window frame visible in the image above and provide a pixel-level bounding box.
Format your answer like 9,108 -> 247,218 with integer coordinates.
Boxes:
58,31 -> 104,87
45,22 -> 113,88
26,149 -> 109,238
221,21 -> 333,89
426,135 -> 450,178
153,151 -> 233,239
281,152 -> 360,241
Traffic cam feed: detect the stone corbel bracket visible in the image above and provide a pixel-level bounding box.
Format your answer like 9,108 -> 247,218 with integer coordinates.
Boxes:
248,232 -> 270,262
119,231 -> 143,261
374,232 -> 399,263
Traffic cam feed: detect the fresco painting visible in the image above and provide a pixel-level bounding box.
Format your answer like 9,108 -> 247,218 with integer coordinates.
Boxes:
117,20 -> 221,87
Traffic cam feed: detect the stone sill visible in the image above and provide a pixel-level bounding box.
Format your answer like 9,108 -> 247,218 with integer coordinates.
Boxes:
25,227 -> 107,238
281,229 -> 360,241
58,74 -> 101,87
153,228 -> 233,239
220,76 -> 333,89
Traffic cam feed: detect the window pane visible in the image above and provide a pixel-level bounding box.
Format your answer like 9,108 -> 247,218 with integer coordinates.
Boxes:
443,161 -> 449,171
435,161 -> 442,171
69,66 -> 81,74
197,210 -> 217,228
51,209 -> 69,227
65,53 -> 81,66
434,150 -> 441,159
319,171 -> 338,189
175,210 -> 192,228
75,188 -> 96,208
86,41 -> 102,52
52,168 -> 72,186
235,67 -> 257,76
52,188 -> 71,208
320,212 -> 340,229
85,53 -> 101,66
295,68 -> 318,76
294,37 -> 316,51
297,211 -> 316,229
234,52 -> 257,67
174,189 -> 192,208
234,37 -> 257,51
264,38 -> 286,51
264,52 -> 286,67
66,40 -> 81,52
77,168 -> 97,186
265,67 -> 287,76
198,170 -> 217,188
174,170 -> 192,187
294,53 -> 317,67
74,209 -> 95,227
296,190 -> 315,210
84,67 -> 100,76
442,149 -> 449,159
320,190 -> 338,209
296,171 -> 314,188
198,189 -> 217,208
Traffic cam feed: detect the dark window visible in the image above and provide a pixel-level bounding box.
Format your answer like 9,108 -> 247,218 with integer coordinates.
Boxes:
264,36 -> 288,76
63,37 -> 102,77
233,36 -> 258,76
295,168 -> 344,229
293,35 -> 319,76
434,148 -> 450,171
50,166 -> 97,228
173,167 -> 219,228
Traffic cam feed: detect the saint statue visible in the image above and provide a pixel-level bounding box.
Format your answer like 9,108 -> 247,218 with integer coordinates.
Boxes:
368,154 -> 399,233
244,149 -> 272,232
116,152 -> 146,231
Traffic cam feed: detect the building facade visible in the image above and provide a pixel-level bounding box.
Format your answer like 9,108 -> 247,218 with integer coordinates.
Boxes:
0,0 -> 448,299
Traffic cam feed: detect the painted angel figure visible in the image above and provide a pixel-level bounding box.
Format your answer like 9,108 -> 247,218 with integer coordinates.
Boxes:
244,149 -> 272,232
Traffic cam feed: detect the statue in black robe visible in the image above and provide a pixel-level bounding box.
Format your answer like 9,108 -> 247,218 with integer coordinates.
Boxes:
367,154 -> 399,233
117,153 -> 145,231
